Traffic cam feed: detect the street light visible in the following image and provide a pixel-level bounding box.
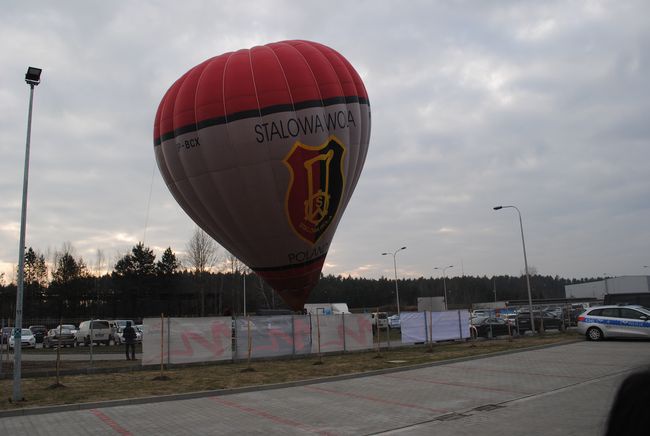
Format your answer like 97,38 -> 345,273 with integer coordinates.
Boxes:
382,246 -> 406,315
493,205 -> 535,334
434,265 -> 453,310
14,67 -> 42,401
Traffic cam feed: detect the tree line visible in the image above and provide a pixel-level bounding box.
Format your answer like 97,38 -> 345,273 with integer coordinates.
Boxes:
0,231 -> 603,326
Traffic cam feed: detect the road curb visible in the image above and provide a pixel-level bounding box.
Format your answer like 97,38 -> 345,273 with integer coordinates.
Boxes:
0,338 -> 582,418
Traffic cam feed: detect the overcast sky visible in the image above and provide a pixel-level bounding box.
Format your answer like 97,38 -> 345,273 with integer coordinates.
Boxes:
1,1 -> 649,284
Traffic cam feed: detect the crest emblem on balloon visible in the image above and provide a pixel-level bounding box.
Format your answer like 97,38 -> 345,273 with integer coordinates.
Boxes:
153,40 -> 370,310
284,136 -> 346,245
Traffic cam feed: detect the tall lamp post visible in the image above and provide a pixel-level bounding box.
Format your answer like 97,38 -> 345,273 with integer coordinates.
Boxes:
14,67 -> 42,401
493,205 -> 535,334
434,265 -> 453,310
382,246 -> 406,315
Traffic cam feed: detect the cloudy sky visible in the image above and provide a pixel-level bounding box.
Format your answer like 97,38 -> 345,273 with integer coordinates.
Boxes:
1,1 -> 649,283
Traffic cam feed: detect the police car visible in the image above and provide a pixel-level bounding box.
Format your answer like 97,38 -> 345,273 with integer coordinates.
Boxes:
577,305 -> 650,341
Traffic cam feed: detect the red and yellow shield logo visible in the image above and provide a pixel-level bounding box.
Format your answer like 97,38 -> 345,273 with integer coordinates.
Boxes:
284,136 -> 346,244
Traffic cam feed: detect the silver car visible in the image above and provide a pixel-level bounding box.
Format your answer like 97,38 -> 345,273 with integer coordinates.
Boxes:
577,305 -> 650,341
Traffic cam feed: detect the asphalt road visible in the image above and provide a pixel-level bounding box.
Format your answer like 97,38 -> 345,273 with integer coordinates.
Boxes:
1,340 -> 649,435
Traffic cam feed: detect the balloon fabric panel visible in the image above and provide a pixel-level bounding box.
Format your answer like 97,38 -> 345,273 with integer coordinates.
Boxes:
154,40 -> 370,311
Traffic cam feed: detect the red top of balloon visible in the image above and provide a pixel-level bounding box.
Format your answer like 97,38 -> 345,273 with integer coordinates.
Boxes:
154,40 -> 368,146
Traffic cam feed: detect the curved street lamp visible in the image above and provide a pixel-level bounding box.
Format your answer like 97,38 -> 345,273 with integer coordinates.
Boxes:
434,265 -> 453,310
493,205 -> 535,334
382,246 -> 407,315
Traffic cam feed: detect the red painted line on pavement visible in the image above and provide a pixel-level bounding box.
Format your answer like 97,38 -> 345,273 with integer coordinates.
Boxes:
447,364 -> 584,380
90,409 -> 132,436
210,397 -> 334,435
305,385 -> 449,413
381,373 -> 530,395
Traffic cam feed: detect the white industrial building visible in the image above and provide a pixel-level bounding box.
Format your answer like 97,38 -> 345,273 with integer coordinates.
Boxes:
564,276 -> 650,300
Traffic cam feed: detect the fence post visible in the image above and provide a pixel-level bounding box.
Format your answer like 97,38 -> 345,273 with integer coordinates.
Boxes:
245,316 -> 253,370
0,318 -> 4,376
342,313 -> 347,353
374,307 -> 381,356
232,317 -> 237,364
167,315 -> 171,366
159,313 -> 164,378
291,314 -> 296,357
424,310 -> 433,351
316,312 -> 322,364
386,316 -> 391,349
457,310 -> 463,340
89,320 -> 94,366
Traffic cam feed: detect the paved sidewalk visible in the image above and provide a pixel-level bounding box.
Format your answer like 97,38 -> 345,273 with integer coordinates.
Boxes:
1,340 -> 649,435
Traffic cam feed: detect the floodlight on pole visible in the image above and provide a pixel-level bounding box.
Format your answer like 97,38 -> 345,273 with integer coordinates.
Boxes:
493,205 -> 535,334
14,66 -> 42,402
382,246 -> 406,315
434,265 -> 453,310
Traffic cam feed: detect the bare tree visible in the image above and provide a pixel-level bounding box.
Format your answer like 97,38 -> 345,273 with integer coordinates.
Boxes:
224,251 -> 245,275
186,228 -> 219,274
186,228 -> 220,316
223,251 -> 247,314
95,249 -> 106,277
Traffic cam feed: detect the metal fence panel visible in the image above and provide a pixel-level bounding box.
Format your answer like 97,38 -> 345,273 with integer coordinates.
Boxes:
235,315 -> 304,359
343,314 -> 373,351
142,317 -> 232,365
401,312 -> 426,343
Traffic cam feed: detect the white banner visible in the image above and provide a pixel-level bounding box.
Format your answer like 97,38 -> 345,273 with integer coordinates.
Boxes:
311,313 -> 373,353
401,312 -> 426,343
401,311 -> 470,343
142,317 -> 232,365
234,315 -> 310,359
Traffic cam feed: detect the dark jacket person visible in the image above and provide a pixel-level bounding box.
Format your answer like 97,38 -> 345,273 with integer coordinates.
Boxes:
123,321 -> 137,361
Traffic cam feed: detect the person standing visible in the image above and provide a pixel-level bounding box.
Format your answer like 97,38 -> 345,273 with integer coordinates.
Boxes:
123,321 -> 137,361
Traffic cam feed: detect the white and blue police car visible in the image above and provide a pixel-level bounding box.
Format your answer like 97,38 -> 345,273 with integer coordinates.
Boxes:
577,305 -> 650,341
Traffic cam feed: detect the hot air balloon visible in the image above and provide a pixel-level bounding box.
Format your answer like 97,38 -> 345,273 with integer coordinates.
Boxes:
153,40 -> 370,311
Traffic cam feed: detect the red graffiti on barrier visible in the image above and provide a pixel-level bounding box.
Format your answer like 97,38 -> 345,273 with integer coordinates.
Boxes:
171,321 -> 231,358
249,318 -> 311,353
293,318 -> 311,351
321,316 -> 372,348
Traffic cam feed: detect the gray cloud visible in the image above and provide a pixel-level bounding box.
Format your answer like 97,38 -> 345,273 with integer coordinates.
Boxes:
1,1 -> 649,283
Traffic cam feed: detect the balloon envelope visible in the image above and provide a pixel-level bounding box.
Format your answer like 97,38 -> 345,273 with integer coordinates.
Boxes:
154,40 -> 370,310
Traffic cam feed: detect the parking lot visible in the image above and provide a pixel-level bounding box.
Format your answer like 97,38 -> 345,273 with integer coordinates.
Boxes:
1,339 -> 649,435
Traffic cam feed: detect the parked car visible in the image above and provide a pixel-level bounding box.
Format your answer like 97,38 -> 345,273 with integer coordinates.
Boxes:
387,314 -> 401,329
370,312 -> 388,329
516,311 -> 565,332
470,315 -> 489,326
471,310 -> 491,319
500,313 -> 518,325
28,325 -> 48,344
109,320 -> 141,344
75,320 -> 112,346
113,324 -> 142,344
43,327 -> 77,348
578,305 -> 650,341
473,317 -> 517,338
54,324 -> 78,337
9,328 -> 36,348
